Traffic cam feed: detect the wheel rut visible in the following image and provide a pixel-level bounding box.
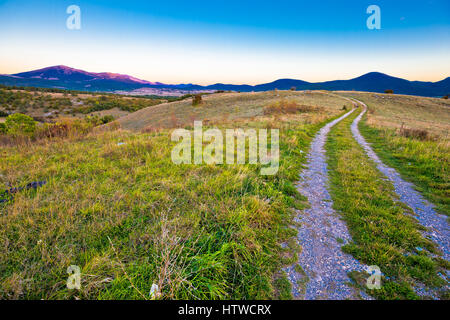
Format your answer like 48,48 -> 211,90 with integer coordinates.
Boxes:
285,108 -> 370,300
349,99 -> 449,296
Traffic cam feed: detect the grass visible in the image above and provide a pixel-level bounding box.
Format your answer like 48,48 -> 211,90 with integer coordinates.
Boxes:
263,99 -> 323,115
336,92 -> 449,218
116,90 -> 348,131
0,87 -> 165,122
326,109 -> 448,300
359,119 -> 450,218
0,91 -> 346,299
336,91 -> 450,137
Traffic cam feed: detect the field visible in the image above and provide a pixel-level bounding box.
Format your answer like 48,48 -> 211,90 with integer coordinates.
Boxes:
0,86 -> 167,123
0,89 -> 448,299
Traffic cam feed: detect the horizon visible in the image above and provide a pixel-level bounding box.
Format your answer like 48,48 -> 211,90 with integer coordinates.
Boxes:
5,64 -> 449,86
1,0 -> 449,85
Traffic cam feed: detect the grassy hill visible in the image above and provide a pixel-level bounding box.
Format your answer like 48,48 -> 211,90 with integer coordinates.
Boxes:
116,90 -> 349,131
0,90 -> 448,299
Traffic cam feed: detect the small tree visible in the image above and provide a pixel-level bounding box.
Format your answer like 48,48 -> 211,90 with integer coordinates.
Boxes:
5,113 -> 36,137
384,89 -> 394,94
192,94 -> 202,106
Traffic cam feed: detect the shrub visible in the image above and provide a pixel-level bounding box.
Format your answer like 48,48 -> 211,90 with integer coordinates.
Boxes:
443,95 -> 448,99
263,99 -> 323,115
5,113 -> 36,137
37,123 -> 70,139
0,110 -> 8,117
290,86 -> 296,91
399,127 -> 431,141
192,94 -> 202,106
100,115 -> 115,124
0,122 -> 6,134
385,89 -> 394,94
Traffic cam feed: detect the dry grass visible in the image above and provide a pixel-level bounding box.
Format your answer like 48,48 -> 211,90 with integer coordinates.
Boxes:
0,90 -> 345,299
337,91 -> 450,139
263,99 -> 323,115
116,90 -> 348,131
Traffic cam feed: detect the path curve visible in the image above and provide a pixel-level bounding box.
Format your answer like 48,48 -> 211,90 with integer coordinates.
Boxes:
350,99 -> 449,264
285,108 -> 370,300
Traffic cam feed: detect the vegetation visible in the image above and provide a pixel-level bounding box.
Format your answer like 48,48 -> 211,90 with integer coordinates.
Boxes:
4,113 -> 36,137
385,89 -> 394,94
0,90 -> 348,299
263,99 -> 323,115
0,86 -> 165,122
359,121 -> 449,218
339,92 -> 449,218
1,89 -> 448,300
192,94 -> 202,106
326,110 -> 448,299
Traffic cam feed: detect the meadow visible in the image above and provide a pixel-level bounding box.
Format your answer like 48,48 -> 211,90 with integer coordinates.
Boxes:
0,89 -> 448,299
0,90 -> 345,299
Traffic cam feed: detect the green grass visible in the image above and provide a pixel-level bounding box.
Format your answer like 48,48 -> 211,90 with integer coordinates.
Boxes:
359,118 -> 450,218
0,108 -> 338,299
326,109 -> 448,300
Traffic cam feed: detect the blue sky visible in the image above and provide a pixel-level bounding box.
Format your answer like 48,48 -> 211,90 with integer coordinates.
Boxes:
0,0 -> 449,84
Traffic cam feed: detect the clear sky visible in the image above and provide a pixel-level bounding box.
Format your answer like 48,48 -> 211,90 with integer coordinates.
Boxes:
0,0 -> 449,84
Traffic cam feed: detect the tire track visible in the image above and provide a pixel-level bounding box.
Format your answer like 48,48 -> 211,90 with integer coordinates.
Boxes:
285,108 -> 370,300
349,99 -> 449,296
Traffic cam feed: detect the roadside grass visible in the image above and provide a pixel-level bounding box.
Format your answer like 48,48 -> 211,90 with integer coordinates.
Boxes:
359,118 -> 449,219
326,110 -> 448,300
0,101 -> 342,299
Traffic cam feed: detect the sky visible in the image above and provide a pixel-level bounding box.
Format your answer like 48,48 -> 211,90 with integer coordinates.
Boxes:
0,0 -> 449,85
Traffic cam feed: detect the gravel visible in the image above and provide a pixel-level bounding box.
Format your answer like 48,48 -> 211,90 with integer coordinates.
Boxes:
284,108 -> 371,300
350,99 -> 449,297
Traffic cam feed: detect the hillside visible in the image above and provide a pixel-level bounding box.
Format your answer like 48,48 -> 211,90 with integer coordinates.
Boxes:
1,90 -> 448,300
115,90 -> 349,131
1,66 -> 449,97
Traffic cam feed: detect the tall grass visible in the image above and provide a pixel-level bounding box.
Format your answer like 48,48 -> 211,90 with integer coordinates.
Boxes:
0,109 -> 336,299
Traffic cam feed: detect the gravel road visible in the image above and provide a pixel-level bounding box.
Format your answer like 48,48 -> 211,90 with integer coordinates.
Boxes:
350,98 -> 449,297
285,108 -> 370,300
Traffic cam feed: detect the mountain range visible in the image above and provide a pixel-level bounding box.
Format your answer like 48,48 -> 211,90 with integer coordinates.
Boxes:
0,65 -> 449,97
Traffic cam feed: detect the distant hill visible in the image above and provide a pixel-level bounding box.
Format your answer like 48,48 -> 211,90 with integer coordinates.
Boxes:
0,66 -> 448,97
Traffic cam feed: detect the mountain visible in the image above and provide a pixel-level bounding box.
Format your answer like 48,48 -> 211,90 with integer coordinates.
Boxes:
1,65 -> 164,91
0,66 -> 448,97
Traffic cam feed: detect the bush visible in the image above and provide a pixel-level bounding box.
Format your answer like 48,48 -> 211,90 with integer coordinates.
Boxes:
0,110 -> 8,117
290,86 -> 296,91
37,123 -> 70,139
385,89 -> 394,94
192,94 -> 202,106
5,113 -> 36,137
0,122 -> 6,134
399,127 -> 431,141
443,95 -> 448,99
263,99 -> 323,115
100,115 -> 115,124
